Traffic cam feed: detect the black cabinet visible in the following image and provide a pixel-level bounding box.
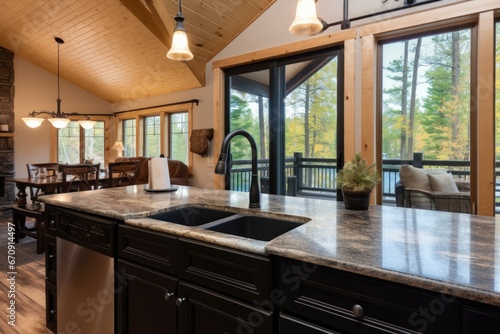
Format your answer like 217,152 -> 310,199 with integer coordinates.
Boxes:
178,281 -> 273,333
280,314 -> 339,334
279,258 -> 459,333
462,301 -> 500,334
117,225 -> 276,334
44,207 -> 58,333
117,259 -> 178,334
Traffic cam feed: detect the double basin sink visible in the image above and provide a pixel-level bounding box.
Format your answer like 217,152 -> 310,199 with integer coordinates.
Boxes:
148,206 -> 307,241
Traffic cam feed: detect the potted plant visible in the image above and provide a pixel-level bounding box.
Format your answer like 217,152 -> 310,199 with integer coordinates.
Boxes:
336,153 -> 381,210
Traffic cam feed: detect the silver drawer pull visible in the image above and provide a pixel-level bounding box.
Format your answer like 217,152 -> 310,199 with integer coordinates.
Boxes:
176,297 -> 185,307
164,291 -> 174,301
352,304 -> 364,318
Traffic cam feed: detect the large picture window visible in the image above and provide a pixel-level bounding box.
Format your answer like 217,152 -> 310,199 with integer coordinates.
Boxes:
380,27 -> 472,207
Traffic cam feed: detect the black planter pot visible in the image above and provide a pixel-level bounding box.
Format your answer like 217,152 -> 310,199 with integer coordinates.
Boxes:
341,188 -> 372,210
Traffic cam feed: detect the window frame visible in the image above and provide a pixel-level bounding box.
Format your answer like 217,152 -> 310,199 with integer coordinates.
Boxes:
115,102 -> 194,170
51,116 -> 111,164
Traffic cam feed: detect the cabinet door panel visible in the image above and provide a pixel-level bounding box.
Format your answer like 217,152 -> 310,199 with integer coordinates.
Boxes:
178,282 -> 273,334
117,260 -> 178,334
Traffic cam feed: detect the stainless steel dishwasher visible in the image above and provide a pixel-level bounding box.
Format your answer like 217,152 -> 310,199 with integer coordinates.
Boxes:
56,208 -> 117,333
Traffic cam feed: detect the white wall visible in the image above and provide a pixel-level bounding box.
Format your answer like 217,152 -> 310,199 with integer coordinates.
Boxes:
13,56 -> 110,179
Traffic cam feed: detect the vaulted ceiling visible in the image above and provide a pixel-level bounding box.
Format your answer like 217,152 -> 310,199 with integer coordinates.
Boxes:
0,0 -> 275,103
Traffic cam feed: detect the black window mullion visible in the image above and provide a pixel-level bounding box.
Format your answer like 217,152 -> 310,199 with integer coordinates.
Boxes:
268,62 -> 285,195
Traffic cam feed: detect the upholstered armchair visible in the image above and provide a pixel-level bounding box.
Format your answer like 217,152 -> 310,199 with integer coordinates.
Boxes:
395,165 -> 470,213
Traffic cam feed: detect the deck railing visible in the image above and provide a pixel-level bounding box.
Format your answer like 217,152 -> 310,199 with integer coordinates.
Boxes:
229,152 -> 500,211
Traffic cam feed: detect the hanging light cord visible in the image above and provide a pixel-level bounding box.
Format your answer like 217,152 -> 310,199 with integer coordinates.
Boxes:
57,39 -> 61,101
177,0 -> 182,16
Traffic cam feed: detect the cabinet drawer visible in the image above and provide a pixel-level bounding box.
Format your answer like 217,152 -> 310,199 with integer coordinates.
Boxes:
462,301 -> 500,334
280,314 -> 339,334
45,206 -> 58,236
178,238 -> 272,304
118,225 -> 178,275
280,258 -> 458,333
45,234 -> 57,282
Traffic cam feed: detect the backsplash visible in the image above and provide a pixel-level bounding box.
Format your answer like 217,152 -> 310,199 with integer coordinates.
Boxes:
0,46 -> 15,215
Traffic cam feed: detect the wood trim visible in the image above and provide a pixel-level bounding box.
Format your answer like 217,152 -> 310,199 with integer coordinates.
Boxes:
50,115 -> 113,163
344,39 -> 356,161
213,67 -> 224,189
213,30 -> 357,70
475,11 -> 495,216
361,35 -> 378,204
359,0 -> 500,38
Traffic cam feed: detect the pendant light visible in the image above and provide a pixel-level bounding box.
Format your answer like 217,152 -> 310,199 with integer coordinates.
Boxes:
166,0 -> 193,61
22,37 -> 96,129
289,0 -> 326,36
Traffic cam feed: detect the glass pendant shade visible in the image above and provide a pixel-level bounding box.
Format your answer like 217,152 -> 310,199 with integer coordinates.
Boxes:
22,117 -> 45,128
78,120 -> 97,129
167,15 -> 193,61
289,0 -> 324,36
48,117 -> 71,129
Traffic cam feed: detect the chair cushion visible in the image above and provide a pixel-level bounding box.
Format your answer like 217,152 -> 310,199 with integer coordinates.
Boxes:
399,165 -> 432,192
428,173 -> 459,192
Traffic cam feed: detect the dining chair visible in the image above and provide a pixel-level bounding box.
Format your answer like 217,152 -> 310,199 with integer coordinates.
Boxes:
60,163 -> 101,192
107,161 -> 139,187
12,162 -> 60,254
26,162 -> 60,203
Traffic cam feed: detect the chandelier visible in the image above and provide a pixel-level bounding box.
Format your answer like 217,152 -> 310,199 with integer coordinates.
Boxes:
22,37 -> 96,129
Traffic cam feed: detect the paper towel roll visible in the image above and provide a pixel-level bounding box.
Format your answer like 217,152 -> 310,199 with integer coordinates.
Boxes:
148,158 -> 171,189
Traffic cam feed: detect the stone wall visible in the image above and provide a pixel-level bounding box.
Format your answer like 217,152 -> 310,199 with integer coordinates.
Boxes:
0,47 -> 16,215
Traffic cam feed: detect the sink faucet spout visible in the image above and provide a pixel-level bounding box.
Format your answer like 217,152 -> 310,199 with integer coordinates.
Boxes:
215,130 -> 260,209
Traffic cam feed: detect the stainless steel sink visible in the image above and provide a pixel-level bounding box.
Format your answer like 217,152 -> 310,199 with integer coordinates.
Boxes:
206,215 -> 303,241
149,206 -> 237,226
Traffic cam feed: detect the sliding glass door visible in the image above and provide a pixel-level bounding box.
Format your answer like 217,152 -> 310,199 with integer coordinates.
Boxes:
225,47 -> 344,198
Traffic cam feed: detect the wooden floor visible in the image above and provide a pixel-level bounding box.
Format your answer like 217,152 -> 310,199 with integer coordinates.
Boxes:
0,216 -> 52,333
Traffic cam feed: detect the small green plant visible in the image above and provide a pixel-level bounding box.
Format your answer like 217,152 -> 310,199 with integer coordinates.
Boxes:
336,153 -> 381,191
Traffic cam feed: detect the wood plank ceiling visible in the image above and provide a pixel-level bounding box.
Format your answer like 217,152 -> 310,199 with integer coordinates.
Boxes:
0,0 -> 275,103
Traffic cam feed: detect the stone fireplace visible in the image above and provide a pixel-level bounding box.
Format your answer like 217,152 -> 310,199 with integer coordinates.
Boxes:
0,47 -> 16,216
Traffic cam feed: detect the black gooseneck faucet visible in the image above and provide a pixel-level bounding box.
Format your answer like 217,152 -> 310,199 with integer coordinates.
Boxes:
215,129 -> 260,209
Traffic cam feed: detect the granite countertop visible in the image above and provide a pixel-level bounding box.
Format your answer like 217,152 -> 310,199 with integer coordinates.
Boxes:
40,185 -> 500,306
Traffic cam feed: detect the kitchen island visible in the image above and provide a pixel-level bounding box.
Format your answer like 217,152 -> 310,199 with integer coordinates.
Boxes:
40,185 -> 500,333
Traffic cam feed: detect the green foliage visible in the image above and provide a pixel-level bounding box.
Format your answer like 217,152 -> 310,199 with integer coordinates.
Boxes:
336,153 -> 381,191
382,29 -> 471,161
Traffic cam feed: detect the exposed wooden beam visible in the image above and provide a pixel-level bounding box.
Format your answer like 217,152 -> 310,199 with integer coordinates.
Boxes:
119,0 -> 168,43
123,0 -> 205,86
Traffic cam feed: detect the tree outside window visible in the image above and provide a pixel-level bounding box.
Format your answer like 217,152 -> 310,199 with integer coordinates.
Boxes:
58,121 -> 105,164
123,119 -> 136,157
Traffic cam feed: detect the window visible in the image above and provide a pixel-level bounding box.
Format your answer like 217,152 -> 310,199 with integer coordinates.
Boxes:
123,119 -> 136,157
170,112 -> 188,163
116,103 -> 194,167
144,116 -> 160,158
380,27 -> 472,205
57,121 -> 105,164
225,47 -> 344,197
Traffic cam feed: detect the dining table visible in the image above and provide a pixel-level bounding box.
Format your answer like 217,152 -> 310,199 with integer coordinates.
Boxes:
8,173 -> 112,208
